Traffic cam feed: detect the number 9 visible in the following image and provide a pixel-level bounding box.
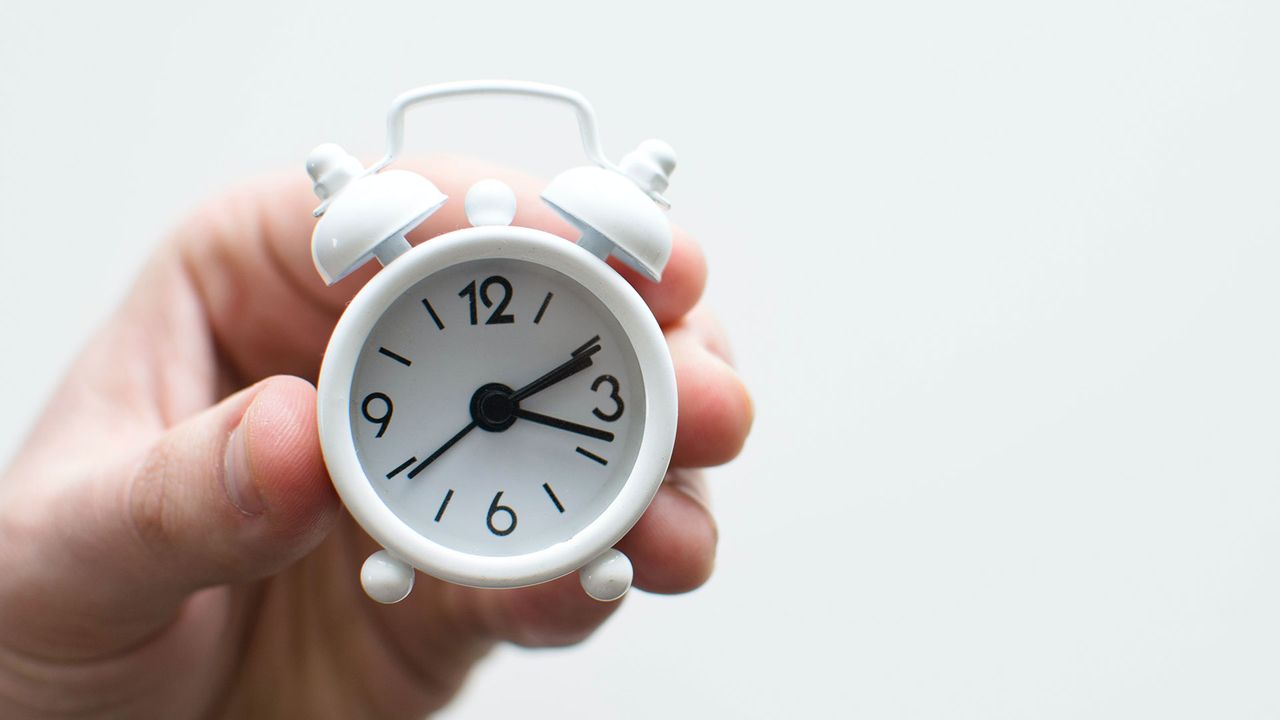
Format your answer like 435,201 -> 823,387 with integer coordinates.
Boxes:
361,392 -> 394,437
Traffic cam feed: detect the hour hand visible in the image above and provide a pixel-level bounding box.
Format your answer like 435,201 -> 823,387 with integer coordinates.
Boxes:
510,335 -> 602,402
513,409 -> 614,442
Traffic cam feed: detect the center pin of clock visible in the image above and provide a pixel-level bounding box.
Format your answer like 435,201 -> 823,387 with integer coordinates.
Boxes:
470,382 -> 518,432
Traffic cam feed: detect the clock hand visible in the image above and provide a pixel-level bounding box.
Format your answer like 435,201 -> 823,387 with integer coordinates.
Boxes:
404,337 -> 605,480
405,421 -> 478,479
509,337 -> 602,403
512,409 -> 615,442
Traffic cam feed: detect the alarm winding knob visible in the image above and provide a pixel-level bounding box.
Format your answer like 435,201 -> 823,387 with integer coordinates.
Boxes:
465,179 -> 518,227
620,139 -> 677,197
306,143 -> 364,202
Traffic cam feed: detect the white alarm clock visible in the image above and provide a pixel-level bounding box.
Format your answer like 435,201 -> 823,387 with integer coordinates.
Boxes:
305,81 -> 678,604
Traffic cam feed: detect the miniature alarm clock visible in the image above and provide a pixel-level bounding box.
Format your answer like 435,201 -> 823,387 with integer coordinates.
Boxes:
305,81 -> 678,604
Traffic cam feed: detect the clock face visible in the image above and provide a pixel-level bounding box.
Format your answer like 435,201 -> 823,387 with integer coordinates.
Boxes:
348,257 -> 646,558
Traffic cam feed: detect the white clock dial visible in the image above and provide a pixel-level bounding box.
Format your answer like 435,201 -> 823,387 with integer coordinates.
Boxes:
348,257 -> 646,557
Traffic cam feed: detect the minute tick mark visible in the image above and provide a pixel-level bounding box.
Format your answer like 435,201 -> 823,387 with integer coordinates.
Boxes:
533,292 -> 553,324
386,456 -> 417,479
542,483 -> 565,513
434,489 -> 455,522
421,298 -> 445,330
378,347 -> 412,366
575,447 -> 608,466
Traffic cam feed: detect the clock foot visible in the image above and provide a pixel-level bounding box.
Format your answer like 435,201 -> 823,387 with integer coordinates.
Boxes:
579,549 -> 632,602
361,550 -> 415,604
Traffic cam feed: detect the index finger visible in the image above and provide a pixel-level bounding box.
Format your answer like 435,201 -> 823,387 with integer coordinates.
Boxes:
171,157 -> 707,385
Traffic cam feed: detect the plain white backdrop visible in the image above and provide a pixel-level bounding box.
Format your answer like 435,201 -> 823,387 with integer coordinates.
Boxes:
4,1 -> 1280,717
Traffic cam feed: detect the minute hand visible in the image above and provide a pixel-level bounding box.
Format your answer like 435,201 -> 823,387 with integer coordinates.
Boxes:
510,341 -> 601,402
513,409 -> 615,441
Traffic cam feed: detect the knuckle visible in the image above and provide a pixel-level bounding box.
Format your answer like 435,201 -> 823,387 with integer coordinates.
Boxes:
503,584 -> 616,648
126,443 -> 177,556
512,615 -> 602,648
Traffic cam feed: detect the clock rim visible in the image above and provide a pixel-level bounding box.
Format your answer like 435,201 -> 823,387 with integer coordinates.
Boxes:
316,225 -> 677,589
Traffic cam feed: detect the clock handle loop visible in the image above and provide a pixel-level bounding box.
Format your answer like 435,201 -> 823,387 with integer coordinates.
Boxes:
370,80 -> 619,176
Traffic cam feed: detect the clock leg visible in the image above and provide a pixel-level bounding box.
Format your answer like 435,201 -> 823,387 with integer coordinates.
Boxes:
361,549 -> 415,604
578,548 -> 633,602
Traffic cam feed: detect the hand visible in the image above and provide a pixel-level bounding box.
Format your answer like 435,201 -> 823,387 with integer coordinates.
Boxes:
512,409 -> 614,442
509,336 -> 600,402
407,336 -> 603,477
0,160 -> 753,719
407,420 -> 477,478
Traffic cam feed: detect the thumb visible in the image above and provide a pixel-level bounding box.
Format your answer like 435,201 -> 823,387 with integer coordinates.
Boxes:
121,376 -> 339,595
23,375 -> 341,653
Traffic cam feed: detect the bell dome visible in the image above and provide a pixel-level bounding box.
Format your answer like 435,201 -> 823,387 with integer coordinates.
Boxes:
311,169 -> 448,284
541,166 -> 672,282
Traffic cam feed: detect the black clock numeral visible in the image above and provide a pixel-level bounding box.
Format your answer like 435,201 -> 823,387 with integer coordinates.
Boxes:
460,281 -> 477,325
361,392 -> 393,437
591,375 -> 625,422
486,491 -> 518,536
459,275 -> 515,325
482,276 -> 515,324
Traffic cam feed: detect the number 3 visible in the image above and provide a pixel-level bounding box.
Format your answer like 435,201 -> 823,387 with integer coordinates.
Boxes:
591,375 -> 624,422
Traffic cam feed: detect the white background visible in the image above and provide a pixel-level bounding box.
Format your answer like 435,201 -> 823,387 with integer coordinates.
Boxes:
3,1 -> 1280,717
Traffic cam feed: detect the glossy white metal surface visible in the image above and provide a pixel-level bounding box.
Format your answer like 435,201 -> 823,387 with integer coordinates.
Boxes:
316,226 -> 676,593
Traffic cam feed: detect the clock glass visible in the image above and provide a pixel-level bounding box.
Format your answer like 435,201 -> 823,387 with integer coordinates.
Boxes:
348,257 -> 647,557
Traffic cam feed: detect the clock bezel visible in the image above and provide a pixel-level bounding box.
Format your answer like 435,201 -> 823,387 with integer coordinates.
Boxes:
317,225 -> 677,589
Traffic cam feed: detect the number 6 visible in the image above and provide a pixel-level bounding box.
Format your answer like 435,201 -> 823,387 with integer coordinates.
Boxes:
486,491 -> 517,536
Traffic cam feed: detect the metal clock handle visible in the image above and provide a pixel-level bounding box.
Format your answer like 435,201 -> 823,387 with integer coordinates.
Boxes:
350,80 -> 675,282
368,80 -> 622,177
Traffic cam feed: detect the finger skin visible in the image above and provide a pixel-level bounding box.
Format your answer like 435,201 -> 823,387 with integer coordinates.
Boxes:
180,159 -> 707,385
237,376 -> 341,540
451,473 -> 715,649
470,574 -> 622,648
668,314 -> 755,468
118,376 -> 338,595
0,154 -> 750,717
618,471 -> 717,594
612,227 -> 708,327
0,377 -> 339,658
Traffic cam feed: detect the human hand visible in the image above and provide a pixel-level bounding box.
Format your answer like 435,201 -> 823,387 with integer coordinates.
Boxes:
0,159 -> 753,718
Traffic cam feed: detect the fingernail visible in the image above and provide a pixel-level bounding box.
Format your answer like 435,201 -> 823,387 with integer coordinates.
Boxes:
667,469 -> 712,510
668,470 -> 718,548
224,421 -> 265,515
